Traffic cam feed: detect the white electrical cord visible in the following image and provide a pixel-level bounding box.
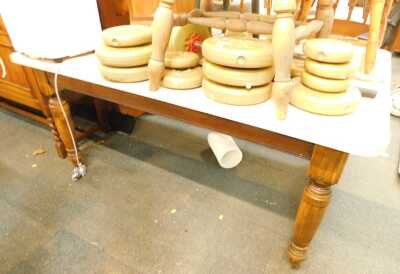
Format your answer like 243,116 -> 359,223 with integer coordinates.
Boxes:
54,64 -> 87,181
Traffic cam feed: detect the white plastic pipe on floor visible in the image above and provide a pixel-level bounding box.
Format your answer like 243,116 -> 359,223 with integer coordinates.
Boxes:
207,132 -> 243,169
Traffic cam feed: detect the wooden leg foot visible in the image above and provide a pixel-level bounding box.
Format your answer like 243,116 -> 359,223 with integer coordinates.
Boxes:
288,241 -> 308,268
288,145 -> 348,267
49,97 -> 82,165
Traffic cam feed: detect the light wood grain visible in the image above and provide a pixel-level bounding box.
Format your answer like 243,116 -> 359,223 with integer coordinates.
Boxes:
56,74 -> 315,159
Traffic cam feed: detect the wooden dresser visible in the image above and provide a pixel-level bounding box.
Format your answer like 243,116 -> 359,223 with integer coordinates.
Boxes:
0,15 -> 49,123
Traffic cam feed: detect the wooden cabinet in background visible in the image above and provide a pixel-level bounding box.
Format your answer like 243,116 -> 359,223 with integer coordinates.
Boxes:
128,0 -> 195,22
0,17 -> 54,124
0,16 -> 46,114
96,0 -> 130,29
96,0 -> 196,28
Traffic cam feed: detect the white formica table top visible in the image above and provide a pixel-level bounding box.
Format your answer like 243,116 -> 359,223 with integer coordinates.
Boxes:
11,49 -> 392,158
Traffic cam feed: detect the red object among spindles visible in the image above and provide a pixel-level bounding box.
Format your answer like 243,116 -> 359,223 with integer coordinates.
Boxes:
186,33 -> 204,54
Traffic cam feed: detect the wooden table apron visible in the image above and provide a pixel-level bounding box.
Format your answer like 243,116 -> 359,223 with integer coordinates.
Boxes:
57,74 -> 314,158
36,71 -> 350,268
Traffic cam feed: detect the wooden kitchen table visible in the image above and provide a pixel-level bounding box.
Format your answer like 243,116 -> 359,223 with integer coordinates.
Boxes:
11,49 -> 391,267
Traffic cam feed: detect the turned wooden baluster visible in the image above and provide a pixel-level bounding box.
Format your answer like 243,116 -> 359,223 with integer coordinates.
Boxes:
288,145 -> 348,268
265,0 -> 272,15
316,0 -> 335,37
297,0 -> 314,21
148,0 -> 175,91
365,0 -> 385,73
347,0 -> 358,20
272,0 -> 296,120
363,0 -> 371,24
333,0 -> 339,13
241,0 -> 246,12
252,0 -> 260,13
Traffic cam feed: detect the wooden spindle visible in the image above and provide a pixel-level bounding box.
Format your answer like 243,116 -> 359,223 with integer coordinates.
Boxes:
295,20 -> 323,41
252,0 -> 260,13
200,0 -> 213,11
148,0 -> 175,91
347,0 -> 358,20
265,0 -> 272,15
333,0 -> 339,13
188,17 -> 274,34
297,0 -> 314,22
379,0 -> 394,45
272,0 -> 296,120
241,0 -> 245,13
363,0 -> 371,24
316,0 -> 335,37
365,0 -> 385,73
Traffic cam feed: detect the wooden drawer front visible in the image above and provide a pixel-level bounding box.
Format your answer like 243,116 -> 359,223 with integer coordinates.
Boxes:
0,79 -> 41,110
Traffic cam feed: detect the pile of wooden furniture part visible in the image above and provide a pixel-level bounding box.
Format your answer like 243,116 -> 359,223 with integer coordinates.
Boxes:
0,0 -> 393,124
142,0 -> 388,121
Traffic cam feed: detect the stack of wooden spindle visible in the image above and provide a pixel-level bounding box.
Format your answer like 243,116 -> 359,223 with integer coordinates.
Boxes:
291,39 -> 362,115
201,36 -> 275,106
95,25 -> 152,83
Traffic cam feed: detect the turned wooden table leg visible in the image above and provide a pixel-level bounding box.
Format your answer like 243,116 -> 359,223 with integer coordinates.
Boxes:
31,70 -> 66,159
48,113 -> 67,158
42,95 -> 66,159
288,145 -> 348,267
316,0 -> 335,37
49,97 -> 82,166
